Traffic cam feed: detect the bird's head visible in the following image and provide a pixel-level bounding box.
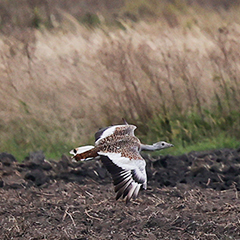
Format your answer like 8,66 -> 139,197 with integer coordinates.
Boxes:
153,141 -> 174,150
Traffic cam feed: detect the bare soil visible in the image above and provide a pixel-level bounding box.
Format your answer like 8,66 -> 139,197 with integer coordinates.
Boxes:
0,149 -> 240,239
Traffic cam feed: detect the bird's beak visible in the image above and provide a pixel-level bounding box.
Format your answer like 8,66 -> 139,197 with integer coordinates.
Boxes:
169,144 -> 174,147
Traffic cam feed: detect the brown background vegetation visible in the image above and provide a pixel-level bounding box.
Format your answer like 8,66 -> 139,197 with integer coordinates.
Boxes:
0,0 -> 240,158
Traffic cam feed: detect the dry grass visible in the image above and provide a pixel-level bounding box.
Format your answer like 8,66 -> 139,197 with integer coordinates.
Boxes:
0,1 -> 240,159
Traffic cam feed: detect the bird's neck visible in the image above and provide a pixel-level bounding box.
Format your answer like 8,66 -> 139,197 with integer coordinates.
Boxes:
140,144 -> 158,151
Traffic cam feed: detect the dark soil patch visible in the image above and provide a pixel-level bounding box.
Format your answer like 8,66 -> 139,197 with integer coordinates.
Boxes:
0,149 -> 240,239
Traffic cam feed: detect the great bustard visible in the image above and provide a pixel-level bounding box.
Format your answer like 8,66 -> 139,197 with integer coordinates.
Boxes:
70,123 -> 174,203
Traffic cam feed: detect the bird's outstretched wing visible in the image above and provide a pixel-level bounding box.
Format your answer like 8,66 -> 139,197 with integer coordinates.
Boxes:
95,125 -> 137,145
98,151 -> 147,203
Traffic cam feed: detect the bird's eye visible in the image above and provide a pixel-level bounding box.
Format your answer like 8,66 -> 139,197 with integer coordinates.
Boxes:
161,142 -> 165,146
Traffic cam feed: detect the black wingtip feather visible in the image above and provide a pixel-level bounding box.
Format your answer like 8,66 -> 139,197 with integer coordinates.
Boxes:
122,183 -> 132,199
100,154 -> 145,203
114,176 -> 131,193
117,179 -> 132,200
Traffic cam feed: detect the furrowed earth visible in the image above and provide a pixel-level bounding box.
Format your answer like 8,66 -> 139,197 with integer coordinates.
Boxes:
0,148 -> 240,239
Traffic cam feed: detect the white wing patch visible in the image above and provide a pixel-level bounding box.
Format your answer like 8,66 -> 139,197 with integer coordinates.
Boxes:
69,145 -> 94,155
98,151 -> 147,202
98,152 -> 145,172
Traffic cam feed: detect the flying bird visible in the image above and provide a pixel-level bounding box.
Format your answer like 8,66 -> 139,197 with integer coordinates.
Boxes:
70,123 -> 174,203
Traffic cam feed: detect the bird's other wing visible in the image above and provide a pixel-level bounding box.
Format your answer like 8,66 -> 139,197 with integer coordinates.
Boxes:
94,126 -> 109,143
98,151 -> 147,203
95,124 -> 137,145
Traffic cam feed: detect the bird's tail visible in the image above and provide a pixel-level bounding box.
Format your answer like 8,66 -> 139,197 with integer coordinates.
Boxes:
69,145 -> 99,161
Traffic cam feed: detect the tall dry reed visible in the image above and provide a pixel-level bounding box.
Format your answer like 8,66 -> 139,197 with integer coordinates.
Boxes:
0,2 -> 240,158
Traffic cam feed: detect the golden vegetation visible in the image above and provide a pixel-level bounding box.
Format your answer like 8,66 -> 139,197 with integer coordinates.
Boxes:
0,0 -> 240,159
